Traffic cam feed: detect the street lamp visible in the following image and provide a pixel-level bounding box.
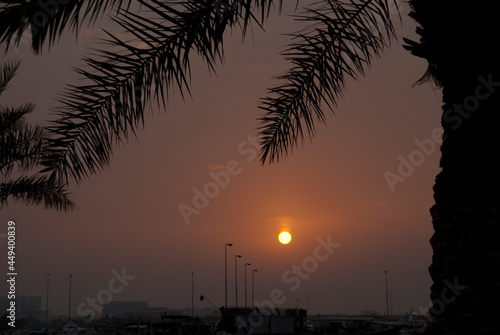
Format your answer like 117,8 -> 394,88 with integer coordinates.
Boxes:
68,274 -> 72,321
191,272 -> 194,318
46,273 -> 50,326
384,270 -> 389,316
244,263 -> 251,308
235,255 -> 242,308
252,269 -> 258,309
225,243 -> 233,308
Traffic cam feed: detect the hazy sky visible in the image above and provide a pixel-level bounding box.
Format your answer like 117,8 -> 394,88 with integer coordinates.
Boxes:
1,1 -> 443,318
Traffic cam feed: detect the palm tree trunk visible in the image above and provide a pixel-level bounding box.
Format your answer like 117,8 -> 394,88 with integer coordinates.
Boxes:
407,1 -> 500,333
429,76 -> 500,334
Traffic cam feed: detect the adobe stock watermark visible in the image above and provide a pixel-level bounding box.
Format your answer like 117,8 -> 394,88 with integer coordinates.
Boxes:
384,128 -> 443,192
236,235 -> 340,334
411,277 -> 466,333
76,267 -> 135,322
178,135 -> 260,224
281,235 -> 340,291
384,73 -> 500,192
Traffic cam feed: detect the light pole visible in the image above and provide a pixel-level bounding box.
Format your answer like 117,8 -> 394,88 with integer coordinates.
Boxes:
46,273 -> 50,326
191,272 -> 194,318
252,269 -> 257,309
235,255 -> 242,307
244,263 -> 251,308
68,274 -> 72,321
225,243 -> 233,308
384,270 -> 389,316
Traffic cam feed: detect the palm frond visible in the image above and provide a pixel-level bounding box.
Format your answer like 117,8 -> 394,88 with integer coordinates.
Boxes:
0,63 -> 42,177
258,0 -> 399,164
0,61 -> 75,211
0,175 -> 76,212
0,0 -> 132,53
0,115 -> 46,178
42,0 -> 281,185
0,103 -> 34,133
0,60 -> 20,95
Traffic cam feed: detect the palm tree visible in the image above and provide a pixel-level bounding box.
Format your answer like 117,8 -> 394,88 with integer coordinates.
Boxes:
400,1 -> 500,334
0,61 -> 75,211
1,0 -> 499,333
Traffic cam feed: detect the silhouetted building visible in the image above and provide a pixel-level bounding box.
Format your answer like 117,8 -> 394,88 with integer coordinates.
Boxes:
220,307 -> 307,335
18,296 -> 42,314
102,301 -> 149,317
0,296 -> 44,319
0,297 -> 9,313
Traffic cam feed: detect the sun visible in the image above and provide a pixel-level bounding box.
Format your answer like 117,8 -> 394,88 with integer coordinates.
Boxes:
278,231 -> 292,245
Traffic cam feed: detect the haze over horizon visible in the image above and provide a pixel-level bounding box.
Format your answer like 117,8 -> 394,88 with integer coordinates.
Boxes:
1,1 -> 442,319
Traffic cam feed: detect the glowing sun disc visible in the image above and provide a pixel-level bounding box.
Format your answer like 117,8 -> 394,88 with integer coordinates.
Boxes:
278,231 -> 292,244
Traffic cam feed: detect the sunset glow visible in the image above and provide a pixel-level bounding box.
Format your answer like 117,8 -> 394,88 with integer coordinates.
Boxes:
0,1 -> 441,317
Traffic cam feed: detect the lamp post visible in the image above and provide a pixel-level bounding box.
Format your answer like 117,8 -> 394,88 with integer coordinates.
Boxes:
244,263 -> 251,308
252,269 -> 257,309
191,272 -> 194,318
68,274 -> 72,321
225,243 -> 233,308
46,273 -> 50,326
235,255 -> 242,308
384,270 -> 389,316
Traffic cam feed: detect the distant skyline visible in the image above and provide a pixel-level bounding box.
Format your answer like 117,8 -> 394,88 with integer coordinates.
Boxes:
1,1 -> 440,318
5,295 -> 396,324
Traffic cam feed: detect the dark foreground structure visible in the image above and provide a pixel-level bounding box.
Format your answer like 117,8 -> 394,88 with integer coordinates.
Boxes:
218,307 -> 306,335
217,308 -> 400,335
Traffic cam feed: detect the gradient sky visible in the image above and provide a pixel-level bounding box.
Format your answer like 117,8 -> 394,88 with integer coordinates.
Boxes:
1,1 -> 443,318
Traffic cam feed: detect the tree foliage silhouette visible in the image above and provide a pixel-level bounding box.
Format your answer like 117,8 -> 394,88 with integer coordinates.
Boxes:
3,0 -> 286,184
258,0 -> 399,163
0,61 -> 75,211
0,0 -> 132,53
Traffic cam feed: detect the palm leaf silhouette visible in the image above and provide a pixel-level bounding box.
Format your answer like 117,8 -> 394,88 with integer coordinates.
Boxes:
0,61 -> 75,211
0,0 -> 132,53
41,0 -> 281,185
259,0 -> 399,163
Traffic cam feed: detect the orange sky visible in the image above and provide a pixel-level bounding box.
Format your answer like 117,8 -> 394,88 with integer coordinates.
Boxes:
1,1 -> 442,317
